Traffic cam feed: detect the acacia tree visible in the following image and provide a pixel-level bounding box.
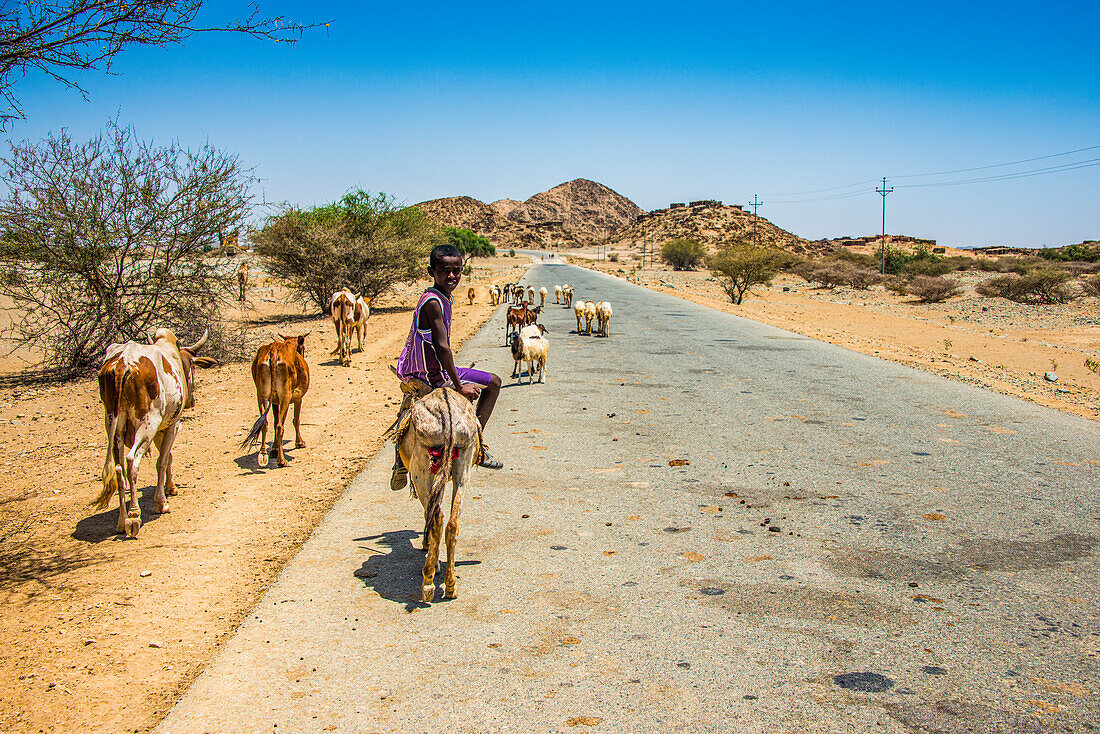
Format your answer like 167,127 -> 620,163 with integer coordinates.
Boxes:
0,1 -> 315,126
707,245 -> 781,305
0,122 -> 253,374
255,191 -> 444,312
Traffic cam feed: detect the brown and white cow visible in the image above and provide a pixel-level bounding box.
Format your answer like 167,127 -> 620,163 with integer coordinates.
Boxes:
236,262 -> 249,302
242,333 -> 310,468
329,289 -> 364,366
94,329 -> 216,538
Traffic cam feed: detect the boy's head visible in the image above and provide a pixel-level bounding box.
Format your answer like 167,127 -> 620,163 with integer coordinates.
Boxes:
428,244 -> 464,293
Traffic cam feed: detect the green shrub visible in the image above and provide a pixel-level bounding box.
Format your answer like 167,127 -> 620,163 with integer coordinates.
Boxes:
255,190 -> 442,312
707,246 -> 780,304
508,249 -> 516,257
443,226 -> 495,257
906,275 -> 961,303
608,252 -> 619,262
976,268 -> 1071,304
1038,244 -> 1100,263
661,238 -> 706,270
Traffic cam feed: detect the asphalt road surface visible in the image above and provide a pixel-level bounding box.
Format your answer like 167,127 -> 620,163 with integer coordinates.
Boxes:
158,260 -> 1099,733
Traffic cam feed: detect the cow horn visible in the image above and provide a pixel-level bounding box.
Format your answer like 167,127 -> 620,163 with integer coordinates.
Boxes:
187,329 -> 209,354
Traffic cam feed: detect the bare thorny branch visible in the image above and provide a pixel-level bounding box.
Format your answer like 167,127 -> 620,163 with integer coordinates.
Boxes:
0,1 -> 318,125
0,122 -> 255,374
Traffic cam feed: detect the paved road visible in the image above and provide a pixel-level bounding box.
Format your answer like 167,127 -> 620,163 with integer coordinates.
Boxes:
158,261 -> 1099,733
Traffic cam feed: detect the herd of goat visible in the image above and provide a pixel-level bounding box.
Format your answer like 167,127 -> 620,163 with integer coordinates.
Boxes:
480,281 -> 613,385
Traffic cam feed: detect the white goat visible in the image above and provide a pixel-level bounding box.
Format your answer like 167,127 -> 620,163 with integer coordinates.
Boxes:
574,301 -> 585,333
596,301 -> 613,337
553,285 -> 562,304
538,287 -> 547,307
583,301 -> 596,335
509,323 -> 549,384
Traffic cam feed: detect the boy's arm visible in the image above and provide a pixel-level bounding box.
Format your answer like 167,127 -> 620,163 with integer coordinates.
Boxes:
422,299 -> 480,401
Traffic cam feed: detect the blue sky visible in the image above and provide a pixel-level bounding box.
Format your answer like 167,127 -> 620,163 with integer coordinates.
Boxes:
9,1 -> 1099,247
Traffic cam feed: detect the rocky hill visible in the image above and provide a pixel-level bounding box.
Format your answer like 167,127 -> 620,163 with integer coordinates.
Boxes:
609,200 -> 828,256
497,179 -> 643,241
418,179 -> 642,249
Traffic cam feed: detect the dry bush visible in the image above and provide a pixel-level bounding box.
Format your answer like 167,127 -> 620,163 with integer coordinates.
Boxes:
1081,274 -> 1100,297
794,259 -> 882,290
0,124 -> 251,375
885,276 -> 909,296
903,257 -> 954,277
906,275 -> 962,303
830,247 -> 877,268
943,255 -> 977,272
976,268 -> 1072,304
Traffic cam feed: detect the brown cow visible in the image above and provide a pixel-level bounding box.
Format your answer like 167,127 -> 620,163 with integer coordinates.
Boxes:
236,262 -> 248,302
94,329 -> 216,537
241,333 -> 310,468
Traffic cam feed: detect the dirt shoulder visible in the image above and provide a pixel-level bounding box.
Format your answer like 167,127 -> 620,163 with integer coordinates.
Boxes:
0,256 -> 528,734
572,255 -> 1100,422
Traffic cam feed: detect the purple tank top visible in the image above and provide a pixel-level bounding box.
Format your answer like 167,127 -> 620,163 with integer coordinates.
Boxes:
397,287 -> 452,386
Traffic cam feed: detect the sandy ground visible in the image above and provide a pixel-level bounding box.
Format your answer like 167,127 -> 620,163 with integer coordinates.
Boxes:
0,255 -> 529,734
572,254 -> 1100,422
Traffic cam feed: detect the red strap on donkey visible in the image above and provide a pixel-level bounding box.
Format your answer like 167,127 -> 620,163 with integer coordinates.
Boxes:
427,447 -> 461,474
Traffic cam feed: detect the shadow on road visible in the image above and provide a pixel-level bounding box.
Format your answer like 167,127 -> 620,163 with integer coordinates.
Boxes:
352,529 -> 480,610
72,484 -> 166,543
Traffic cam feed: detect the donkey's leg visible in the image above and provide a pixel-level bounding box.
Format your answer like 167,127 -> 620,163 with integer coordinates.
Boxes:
422,502 -> 444,603
444,457 -> 468,599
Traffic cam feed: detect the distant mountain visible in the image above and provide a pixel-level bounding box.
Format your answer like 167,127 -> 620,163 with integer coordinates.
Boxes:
417,179 -> 642,248
502,179 -> 643,242
609,200 -> 824,256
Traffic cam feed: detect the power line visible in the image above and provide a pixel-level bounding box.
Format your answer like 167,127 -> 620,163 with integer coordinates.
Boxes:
891,144 -> 1100,179
734,142 -> 1098,204
896,157 -> 1100,189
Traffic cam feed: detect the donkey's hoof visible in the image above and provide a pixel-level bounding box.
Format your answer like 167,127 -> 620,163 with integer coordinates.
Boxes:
422,585 -> 435,603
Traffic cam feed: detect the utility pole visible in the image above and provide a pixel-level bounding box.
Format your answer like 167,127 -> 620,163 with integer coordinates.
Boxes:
876,177 -> 893,274
748,194 -> 762,247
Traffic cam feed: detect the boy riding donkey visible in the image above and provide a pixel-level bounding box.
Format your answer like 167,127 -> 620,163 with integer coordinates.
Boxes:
391,244 -> 504,491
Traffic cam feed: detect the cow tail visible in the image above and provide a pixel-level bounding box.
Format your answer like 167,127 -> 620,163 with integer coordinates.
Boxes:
94,367 -> 127,509
239,351 -> 275,450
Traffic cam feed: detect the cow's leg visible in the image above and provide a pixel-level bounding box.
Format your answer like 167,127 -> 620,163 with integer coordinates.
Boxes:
123,430 -> 152,538
152,423 -> 178,514
114,428 -> 127,535
422,501 -> 444,603
292,400 -> 306,448
356,322 -> 364,353
274,400 -> 291,467
444,459 -> 467,599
